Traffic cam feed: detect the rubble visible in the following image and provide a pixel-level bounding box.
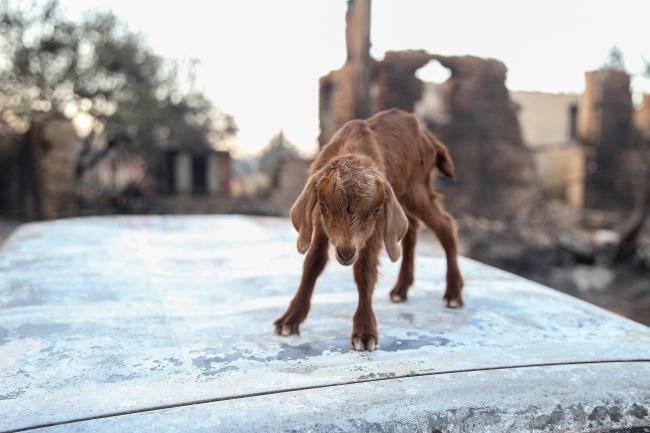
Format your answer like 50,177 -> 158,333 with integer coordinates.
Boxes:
572,265 -> 615,293
458,199 -> 650,326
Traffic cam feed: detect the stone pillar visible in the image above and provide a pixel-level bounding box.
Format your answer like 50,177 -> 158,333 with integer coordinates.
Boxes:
565,146 -> 586,210
217,153 -> 232,196
174,153 -> 192,194
346,0 -> 372,121
318,0 -> 372,147
578,69 -> 635,208
19,111 -> 77,221
207,153 -> 220,195
635,94 -> 650,139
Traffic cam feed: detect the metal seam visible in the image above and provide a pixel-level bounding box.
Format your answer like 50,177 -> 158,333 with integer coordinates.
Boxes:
6,358 -> 650,433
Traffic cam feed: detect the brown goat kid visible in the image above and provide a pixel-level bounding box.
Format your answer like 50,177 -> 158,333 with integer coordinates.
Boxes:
274,108 -> 464,351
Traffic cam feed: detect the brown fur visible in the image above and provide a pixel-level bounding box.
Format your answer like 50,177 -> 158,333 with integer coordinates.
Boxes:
274,108 -> 464,351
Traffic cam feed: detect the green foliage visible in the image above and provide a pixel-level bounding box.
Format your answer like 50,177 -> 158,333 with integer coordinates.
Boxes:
0,0 -> 237,156
602,46 -> 626,71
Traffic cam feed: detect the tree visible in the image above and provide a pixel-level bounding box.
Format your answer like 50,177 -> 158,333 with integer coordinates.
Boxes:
0,0 -> 237,173
602,46 -> 626,71
258,131 -> 302,185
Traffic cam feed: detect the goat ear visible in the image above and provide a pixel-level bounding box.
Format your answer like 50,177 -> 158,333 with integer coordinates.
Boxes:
383,183 -> 409,262
290,175 -> 318,254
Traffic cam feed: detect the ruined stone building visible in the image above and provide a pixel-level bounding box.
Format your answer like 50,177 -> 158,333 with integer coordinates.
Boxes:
319,0 -> 538,220
504,70 -> 646,213
510,91 -> 584,209
0,109 -> 234,220
159,146 -> 231,196
315,0 -> 650,219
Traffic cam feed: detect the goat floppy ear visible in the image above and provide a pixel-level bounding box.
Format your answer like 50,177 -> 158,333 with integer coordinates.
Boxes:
290,175 -> 318,254
383,183 -> 409,262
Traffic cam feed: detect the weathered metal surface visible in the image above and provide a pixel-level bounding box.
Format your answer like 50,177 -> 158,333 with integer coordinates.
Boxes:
1,216 -> 650,432
36,362 -> 650,432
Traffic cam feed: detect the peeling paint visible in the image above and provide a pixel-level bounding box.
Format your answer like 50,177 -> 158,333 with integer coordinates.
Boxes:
16,323 -> 70,339
202,366 -> 239,377
630,404 -> 650,419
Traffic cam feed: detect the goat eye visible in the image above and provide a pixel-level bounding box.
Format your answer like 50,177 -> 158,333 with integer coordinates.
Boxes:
373,208 -> 381,215
319,202 -> 327,211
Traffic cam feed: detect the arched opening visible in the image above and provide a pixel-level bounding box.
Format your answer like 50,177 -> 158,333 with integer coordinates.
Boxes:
414,60 -> 452,131
415,60 -> 451,83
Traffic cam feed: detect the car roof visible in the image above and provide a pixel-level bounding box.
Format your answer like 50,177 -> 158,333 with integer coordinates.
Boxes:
1,215 -> 649,432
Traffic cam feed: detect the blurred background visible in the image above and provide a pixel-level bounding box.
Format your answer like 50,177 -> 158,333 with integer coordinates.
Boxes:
1,0 -> 649,325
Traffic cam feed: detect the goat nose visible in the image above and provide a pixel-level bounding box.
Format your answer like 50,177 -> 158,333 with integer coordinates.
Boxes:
337,247 -> 356,261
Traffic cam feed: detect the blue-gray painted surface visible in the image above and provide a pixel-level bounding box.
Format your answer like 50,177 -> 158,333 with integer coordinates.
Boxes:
35,362 -> 650,432
1,216 -> 649,432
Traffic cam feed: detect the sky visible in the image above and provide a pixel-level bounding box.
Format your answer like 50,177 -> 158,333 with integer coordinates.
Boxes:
60,0 -> 650,156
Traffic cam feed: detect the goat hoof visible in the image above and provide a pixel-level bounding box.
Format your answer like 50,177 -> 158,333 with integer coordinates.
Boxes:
351,334 -> 377,351
444,297 -> 463,308
273,320 -> 300,336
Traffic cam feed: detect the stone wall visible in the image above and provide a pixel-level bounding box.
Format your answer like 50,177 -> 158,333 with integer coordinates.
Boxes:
373,50 -> 432,114
510,91 -> 584,209
510,91 -> 580,148
429,55 -> 538,219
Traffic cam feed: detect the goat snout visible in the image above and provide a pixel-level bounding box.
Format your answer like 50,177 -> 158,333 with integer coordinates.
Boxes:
336,247 -> 357,265
337,247 -> 356,260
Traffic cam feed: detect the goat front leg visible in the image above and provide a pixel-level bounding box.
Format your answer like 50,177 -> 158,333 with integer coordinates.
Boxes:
351,231 -> 381,351
274,220 -> 329,336
390,215 -> 418,302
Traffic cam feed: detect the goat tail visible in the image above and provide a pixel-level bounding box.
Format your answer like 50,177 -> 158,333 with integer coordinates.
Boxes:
424,130 -> 456,180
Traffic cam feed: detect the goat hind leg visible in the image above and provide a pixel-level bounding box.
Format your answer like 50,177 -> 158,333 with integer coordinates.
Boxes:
416,200 -> 464,308
274,221 -> 329,335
